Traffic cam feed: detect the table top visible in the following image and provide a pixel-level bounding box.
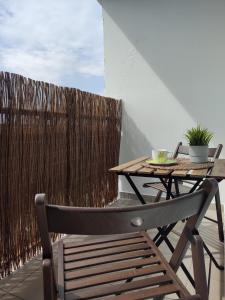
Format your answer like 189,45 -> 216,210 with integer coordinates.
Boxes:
109,156 -> 225,180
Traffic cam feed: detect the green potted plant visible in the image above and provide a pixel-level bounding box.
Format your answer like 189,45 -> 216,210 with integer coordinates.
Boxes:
185,125 -> 213,163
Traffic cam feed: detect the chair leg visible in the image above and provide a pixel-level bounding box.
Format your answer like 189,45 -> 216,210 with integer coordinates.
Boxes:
191,235 -> 208,300
215,190 -> 224,242
154,190 -> 163,203
43,259 -> 57,300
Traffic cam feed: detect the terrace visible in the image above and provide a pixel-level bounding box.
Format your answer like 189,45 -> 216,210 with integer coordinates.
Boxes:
0,198 -> 223,299
1,0 -> 225,299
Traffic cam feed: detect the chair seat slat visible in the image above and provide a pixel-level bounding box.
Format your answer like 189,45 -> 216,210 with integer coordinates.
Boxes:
64,236 -> 145,255
65,274 -> 172,300
64,242 -> 149,262
64,249 -> 154,270
65,264 -> 166,291
65,257 -> 160,280
144,182 -> 190,194
106,283 -> 180,300
64,232 -> 142,249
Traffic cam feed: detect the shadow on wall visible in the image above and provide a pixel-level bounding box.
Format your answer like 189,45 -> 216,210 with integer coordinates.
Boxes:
119,109 -> 155,195
103,0 -> 225,147
120,109 -> 153,163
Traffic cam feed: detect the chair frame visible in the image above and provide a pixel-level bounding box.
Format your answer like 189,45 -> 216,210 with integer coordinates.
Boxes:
36,179 -> 218,300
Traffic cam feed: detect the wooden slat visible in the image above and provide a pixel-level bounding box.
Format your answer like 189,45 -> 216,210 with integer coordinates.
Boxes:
123,163 -> 146,173
137,167 -> 154,174
172,170 -> 189,177
106,284 -> 179,300
188,169 -> 208,178
64,232 -> 142,249
143,182 -> 191,194
65,264 -> 165,291
109,156 -> 149,172
208,159 -> 225,179
64,249 -> 154,270
64,242 -> 149,262
65,257 -> 160,280
64,236 -> 145,255
153,169 -> 173,176
143,182 -> 166,192
65,275 -> 171,300
142,232 -> 190,298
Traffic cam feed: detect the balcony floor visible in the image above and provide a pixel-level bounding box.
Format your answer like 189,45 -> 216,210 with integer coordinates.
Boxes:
0,198 -> 224,300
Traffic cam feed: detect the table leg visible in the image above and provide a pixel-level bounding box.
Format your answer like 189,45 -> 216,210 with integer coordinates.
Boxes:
166,177 -> 173,200
124,174 -> 146,204
189,179 -> 202,193
174,179 -> 180,196
159,177 -> 174,199
215,190 -> 224,242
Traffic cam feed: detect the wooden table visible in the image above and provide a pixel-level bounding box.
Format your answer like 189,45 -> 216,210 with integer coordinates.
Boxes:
110,157 -> 225,277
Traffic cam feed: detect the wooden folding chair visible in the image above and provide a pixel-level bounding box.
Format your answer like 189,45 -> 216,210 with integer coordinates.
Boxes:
143,142 -> 223,241
35,179 -> 218,300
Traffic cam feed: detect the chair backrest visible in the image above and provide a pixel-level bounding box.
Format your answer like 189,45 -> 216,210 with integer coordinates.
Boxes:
172,142 -> 223,159
35,179 -> 218,260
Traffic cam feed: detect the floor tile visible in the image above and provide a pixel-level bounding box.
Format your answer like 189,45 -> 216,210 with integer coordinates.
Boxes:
0,289 -> 7,297
1,293 -> 23,300
0,256 -> 42,293
10,271 -> 43,300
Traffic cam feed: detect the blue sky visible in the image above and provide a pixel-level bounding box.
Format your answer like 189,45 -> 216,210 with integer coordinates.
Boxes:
0,0 -> 104,94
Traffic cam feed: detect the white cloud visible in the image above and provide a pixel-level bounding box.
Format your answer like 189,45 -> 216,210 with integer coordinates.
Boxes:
0,0 -> 103,86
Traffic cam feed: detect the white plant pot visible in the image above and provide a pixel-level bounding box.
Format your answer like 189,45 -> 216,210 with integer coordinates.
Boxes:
189,145 -> 208,163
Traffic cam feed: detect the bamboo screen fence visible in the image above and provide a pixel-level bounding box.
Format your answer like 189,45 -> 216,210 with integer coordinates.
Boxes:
0,72 -> 122,277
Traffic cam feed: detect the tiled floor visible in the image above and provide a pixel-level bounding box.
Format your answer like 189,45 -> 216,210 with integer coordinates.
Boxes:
0,198 -> 224,299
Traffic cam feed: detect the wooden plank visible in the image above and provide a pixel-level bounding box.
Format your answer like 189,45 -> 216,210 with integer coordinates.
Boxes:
65,264 -> 166,291
64,242 -> 149,262
171,170 -> 189,177
105,284 -> 179,300
153,169 -> 173,176
137,167 -> 154,174
64,236 -> 145,255
109,156 -> 149,172
65,257 -> 160,280
64,249 -> 154,270
64,232 -> 142,249
188,169 -> 208,178
123,163 -> 145,173
65,275 -> 171,300
208,159 -> 225,179
142,232 -> 190,298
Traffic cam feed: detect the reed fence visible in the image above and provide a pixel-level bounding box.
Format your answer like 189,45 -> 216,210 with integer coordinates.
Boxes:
0,72 -> 122,277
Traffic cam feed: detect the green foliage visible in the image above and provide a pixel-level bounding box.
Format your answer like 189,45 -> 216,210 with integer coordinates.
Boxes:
185,125 -> 213,146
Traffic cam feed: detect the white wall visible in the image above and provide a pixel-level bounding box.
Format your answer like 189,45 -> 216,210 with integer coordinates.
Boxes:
100,0 -> 225,200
